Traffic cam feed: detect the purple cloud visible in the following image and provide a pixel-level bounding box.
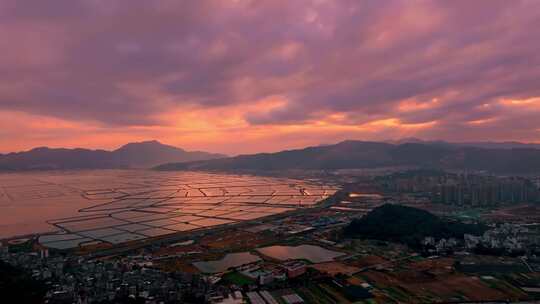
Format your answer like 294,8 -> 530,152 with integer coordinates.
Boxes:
0,0 -> 539,145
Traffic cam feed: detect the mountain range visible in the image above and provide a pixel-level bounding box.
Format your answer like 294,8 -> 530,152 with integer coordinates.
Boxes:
386,137 -> 540,150
155,140 -> 540,175
0,140 -> 225,171
3,139 -> 540,174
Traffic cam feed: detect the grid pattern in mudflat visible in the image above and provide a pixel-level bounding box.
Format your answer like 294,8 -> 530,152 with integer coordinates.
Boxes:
37,171 -> 338,249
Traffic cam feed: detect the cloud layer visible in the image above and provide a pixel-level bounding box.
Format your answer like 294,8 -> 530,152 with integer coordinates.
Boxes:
1,0 -> 540,154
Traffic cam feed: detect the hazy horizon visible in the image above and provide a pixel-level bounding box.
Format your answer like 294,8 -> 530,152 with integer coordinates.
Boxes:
2,137 -> 540,156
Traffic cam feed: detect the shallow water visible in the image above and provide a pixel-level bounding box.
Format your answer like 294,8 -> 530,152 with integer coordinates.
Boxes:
256,244 -> 345,263
0,170 -> 337,248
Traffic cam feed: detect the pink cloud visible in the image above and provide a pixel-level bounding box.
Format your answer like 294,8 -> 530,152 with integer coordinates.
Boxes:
0,0 -> 540,153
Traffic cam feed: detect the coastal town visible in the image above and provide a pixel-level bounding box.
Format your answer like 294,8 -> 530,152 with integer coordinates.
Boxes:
2,170 -> 540,303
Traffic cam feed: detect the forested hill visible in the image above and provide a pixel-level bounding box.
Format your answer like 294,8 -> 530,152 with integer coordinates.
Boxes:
343,204 -> 486,247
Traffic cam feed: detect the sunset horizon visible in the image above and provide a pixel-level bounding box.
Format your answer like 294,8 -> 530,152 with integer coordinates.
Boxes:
2,1 -> 540,155
3,136 -> 540,157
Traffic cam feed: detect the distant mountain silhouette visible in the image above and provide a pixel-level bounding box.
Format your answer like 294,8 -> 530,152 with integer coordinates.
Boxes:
386,137 -> 540,150
155,140 -> 540,174
111,140 -> 225,168
0,140 -> 225,171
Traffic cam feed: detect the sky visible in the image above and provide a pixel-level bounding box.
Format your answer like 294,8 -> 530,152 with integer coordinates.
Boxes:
1,0 -> 540,155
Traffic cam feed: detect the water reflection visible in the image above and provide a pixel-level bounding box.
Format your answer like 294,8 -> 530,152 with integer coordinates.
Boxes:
256,244 -> 344,263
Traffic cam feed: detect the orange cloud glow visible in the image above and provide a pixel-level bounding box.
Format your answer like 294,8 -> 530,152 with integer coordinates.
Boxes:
398,98 -> 440,112
500,97 -> 540,107
1,1 -> 540,154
